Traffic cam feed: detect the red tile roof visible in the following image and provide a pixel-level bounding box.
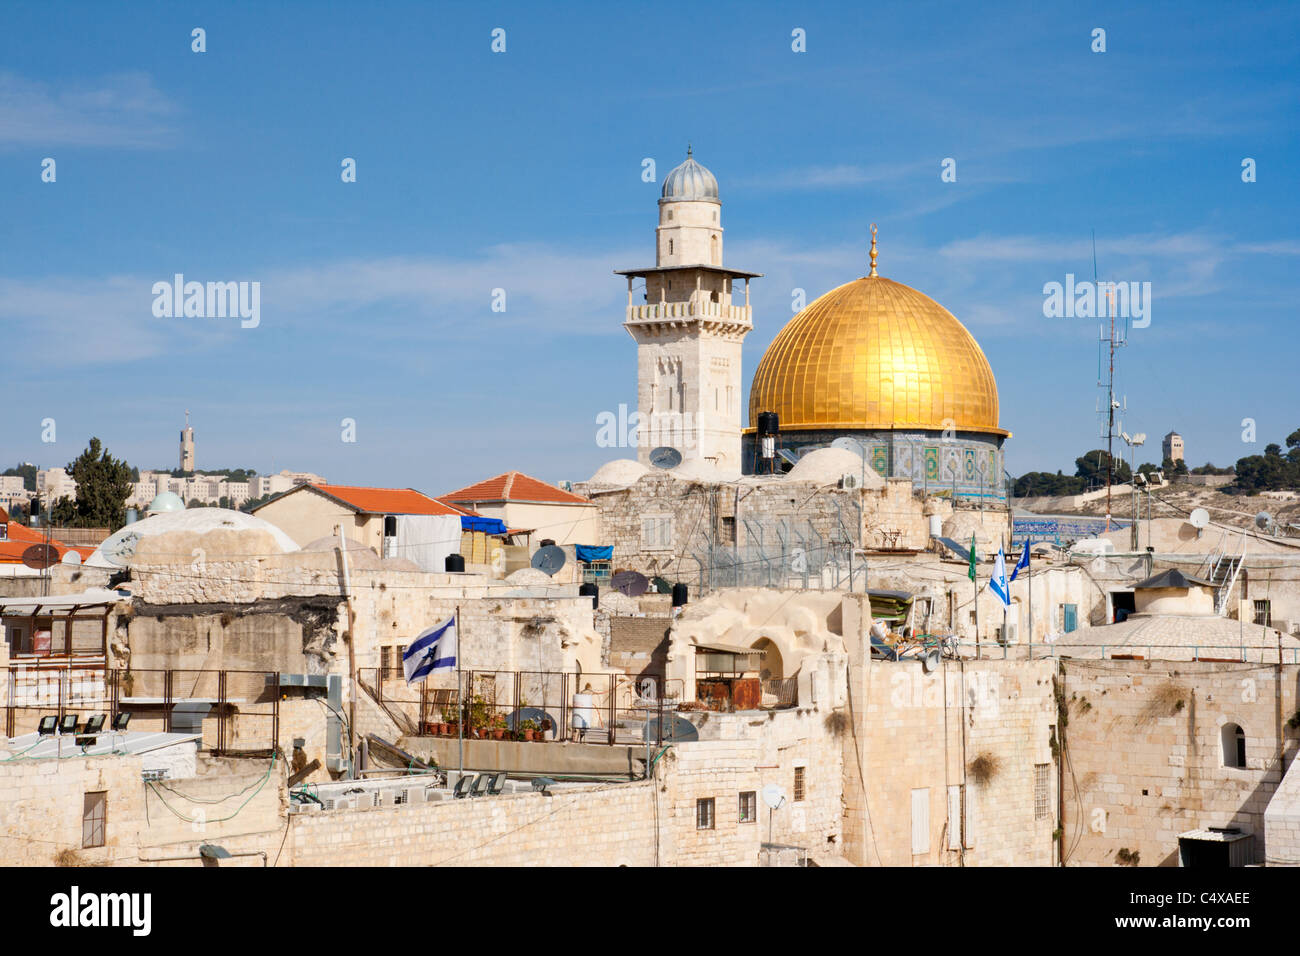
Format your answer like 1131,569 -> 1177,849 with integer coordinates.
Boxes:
307,484 -> 469,516
0,513 -> 96,564
441,471 -> 591,506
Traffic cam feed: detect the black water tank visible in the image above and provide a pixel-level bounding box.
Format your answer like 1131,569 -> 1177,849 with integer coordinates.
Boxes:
445,553 -> 465,573
579,582 -> 599,609
540,538 -> 556,548
672,582 -> 688,607
756,411 -> 780,437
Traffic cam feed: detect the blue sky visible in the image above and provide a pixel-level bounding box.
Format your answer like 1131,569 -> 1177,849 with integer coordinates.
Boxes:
2,0 -> 1297,495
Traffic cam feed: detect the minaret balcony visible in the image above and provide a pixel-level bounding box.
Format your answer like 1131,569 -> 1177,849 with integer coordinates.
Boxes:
624,301 -> 752,326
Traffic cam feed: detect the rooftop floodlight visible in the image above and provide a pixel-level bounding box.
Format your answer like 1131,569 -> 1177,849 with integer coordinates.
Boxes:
199,844 -> 231,860
37,715 -> 58,736
83,714 -> 106,734
58,714 -> 79,735
112,712 -> 132,731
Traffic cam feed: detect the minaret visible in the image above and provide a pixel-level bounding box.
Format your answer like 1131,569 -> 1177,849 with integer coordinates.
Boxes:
615,148 -> 761,473
180,410 -> 195,472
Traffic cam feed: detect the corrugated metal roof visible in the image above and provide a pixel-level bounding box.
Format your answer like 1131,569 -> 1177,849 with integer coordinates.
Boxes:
1,730 -> 200,761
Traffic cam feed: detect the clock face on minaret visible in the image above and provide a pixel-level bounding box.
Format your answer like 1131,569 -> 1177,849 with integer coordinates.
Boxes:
615,150 -> 762,476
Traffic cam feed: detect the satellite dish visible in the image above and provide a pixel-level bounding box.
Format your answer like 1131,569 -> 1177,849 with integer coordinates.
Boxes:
1256,511 -> 1274,533
762,784 -> 787,810
642,714 -> 699,743
99,530 -> 140,568
21,544 -> 58,570
60,549 -> 82,566
530,544 -> 567,577
649,446 -> 683,470
831,437 -> 863,454
611,570 -> 649,597
1189,508 -> 1210,530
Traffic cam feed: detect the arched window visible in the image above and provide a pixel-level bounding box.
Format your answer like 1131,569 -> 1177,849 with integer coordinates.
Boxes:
1222,723 -> 1246,768
667,210 -> 674,221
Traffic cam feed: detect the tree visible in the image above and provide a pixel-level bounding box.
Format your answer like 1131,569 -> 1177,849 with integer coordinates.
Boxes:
3,463 -> 38,491
62,438 -> 134,530
1014,470 -> 1086,497
1189,462 -> 1234,476
1160,456 -> 1188,478
1075,449 -> 1131,487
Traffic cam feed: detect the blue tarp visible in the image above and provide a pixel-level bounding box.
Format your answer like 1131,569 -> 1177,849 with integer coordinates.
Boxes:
460,515 -> 508,535
575,544 -> 613,563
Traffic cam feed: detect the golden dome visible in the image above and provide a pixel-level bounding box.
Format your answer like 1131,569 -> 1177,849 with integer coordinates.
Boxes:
748,273 -> 1008,437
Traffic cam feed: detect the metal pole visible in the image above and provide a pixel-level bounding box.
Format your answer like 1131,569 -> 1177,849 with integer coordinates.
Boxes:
456,604 -> 463,782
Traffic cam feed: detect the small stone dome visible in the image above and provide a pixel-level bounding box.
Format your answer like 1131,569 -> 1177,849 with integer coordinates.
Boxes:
146,492 -> 185,514
661,148 -> 719,203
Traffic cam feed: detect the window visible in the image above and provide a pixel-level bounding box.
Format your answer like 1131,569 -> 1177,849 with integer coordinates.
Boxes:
1034,763 -> 1050,820
666,210 -> 674,221
1222,723 -> 1246,769
1062,604 -> 1078,633
696,797 -> 715,830
739,791 -> 756,823
793,766 -> 806,802
1254,600 -> 1272,626
641,515 -> 673,551
911,788 -> 930,854
946,785 -> 963,850
381,646 -> 393,679
720,516 -> 736,546
82,791 -> 106,848
668,239 -> 674,255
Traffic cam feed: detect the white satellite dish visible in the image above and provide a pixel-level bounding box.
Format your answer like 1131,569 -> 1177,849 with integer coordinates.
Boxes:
1256,511 -> 1275,534
1189,508 -> 1209,530
761,784 -> 787,810
60,549 -> 82,566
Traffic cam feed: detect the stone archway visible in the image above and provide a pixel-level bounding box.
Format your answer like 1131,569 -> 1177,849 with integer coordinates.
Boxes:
752,637 -> 784,681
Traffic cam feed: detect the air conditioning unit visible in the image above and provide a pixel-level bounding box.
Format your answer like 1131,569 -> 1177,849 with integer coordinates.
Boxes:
997,623 -> 1017,645
403,787 -> 426,805
841,473 -> 861,490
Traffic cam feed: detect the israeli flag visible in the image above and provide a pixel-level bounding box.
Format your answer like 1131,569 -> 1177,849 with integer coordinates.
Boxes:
1009,541 -> 1030,582
402,616 -> 457,685
989,548 -> 1012,607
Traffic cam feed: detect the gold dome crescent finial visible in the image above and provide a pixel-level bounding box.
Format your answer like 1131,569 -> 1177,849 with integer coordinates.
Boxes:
868,223 -> 878,277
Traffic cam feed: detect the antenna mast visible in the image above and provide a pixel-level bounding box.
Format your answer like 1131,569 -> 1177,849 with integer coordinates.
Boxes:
1094,231 -> 1126,531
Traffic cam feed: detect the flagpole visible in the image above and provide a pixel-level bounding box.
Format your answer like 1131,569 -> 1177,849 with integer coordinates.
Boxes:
1027,546 -> 1033,652
456,604 -> 464,784
973,536 -> 980,660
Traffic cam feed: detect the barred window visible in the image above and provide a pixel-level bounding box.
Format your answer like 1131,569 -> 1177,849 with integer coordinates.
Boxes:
739,791 -> 757,823
1034,764 -> 1050,820
1253,600 -> 1271,627
696,797 -> 715,830
793,766 -> 806,802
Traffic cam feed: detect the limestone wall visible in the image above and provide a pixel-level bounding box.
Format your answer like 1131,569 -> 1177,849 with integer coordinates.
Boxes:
0,753 -> 285,867
1059,659 -> 1300,866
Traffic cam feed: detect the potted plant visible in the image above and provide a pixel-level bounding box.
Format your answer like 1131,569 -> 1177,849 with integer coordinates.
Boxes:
491,714 -> 508,740
539,718 -> 552,742
469,695 -> 490,738
519,718 -> 539,742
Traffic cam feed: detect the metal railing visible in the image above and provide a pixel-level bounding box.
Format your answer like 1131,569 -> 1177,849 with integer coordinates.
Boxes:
930,641 -> 1300,665
365,667 -> 686,746
3,665 -> 279,754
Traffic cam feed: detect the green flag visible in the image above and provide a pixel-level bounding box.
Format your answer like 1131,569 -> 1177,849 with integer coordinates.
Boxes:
968,532 -> 977,581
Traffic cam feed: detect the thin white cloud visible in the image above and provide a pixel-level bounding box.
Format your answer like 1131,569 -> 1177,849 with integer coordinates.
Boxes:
0,72 -> 177,148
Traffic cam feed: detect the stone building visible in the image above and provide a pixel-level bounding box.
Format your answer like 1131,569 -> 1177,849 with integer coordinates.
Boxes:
615,149 -> 761,474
